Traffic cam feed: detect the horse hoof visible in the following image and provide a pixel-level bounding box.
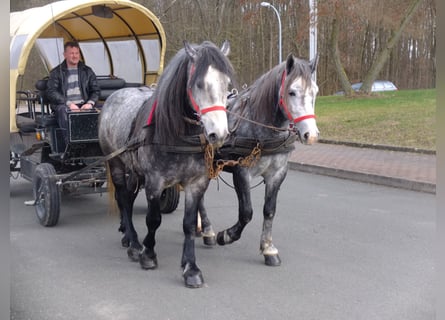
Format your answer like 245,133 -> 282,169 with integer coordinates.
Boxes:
203,235 -> 216,246
139,252 -> 158,270
216,231 -> 226,245
183,270 -> 204,288
264,254 -> 281,266
127,247 -> 141,262
121,236 -> 130,248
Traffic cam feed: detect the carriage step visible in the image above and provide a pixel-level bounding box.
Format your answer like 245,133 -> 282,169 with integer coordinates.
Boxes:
24,200 -> 36,206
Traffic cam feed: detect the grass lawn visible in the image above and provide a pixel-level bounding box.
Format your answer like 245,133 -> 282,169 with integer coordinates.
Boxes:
315,89 -> 436,151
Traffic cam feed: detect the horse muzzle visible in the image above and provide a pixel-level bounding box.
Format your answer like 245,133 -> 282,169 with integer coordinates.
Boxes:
299,130 -> 319,145
201,109 -> 229,148
207,132 -> 226,148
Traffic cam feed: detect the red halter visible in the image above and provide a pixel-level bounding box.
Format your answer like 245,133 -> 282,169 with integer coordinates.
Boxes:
187,64 -> 226,119
278,70 -> 316,125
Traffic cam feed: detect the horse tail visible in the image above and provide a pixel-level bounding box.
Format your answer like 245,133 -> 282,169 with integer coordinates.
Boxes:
105,162 -> 118,216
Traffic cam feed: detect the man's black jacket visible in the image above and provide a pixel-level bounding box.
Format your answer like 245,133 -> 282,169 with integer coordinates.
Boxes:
46,60 -> 100,109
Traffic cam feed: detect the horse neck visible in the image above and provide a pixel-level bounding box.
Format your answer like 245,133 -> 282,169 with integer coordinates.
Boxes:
232,75 -> 289,125
228,92 -> 289,138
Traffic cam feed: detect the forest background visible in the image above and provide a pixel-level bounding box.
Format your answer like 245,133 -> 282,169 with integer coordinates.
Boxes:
11,0 -> 436,96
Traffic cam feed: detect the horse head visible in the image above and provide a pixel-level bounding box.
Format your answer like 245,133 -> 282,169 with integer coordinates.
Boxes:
280,54 -> 319,145
184,40 -> 233,148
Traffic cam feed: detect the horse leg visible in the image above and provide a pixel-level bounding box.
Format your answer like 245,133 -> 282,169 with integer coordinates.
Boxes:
197,197 -> 216,246
139,195 -> 161,270
181,188 -> 206,288
217,168 -> 252,245
117,188 -> 142,261
260,175 -> 286,267
110,166 -> 143,261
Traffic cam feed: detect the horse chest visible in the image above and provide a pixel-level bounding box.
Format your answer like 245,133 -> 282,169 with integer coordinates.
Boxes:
249,153 -> 289,178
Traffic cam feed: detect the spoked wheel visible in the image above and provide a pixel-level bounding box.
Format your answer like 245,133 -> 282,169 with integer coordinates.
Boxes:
33,163 -> 61,227
160,184 -> 180,214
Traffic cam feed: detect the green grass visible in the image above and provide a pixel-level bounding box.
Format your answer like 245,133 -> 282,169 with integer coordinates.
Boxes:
315,89 -> 436,151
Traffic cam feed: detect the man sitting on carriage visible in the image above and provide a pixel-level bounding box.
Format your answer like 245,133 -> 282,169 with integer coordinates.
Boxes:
46,41 -> 100,142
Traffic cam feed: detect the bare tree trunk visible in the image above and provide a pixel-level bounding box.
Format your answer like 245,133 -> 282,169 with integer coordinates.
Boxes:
360,0 -> 423,93
329,15 -> 353,96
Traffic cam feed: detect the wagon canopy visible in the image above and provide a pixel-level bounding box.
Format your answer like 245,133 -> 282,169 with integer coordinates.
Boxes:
10,0 -> 166,132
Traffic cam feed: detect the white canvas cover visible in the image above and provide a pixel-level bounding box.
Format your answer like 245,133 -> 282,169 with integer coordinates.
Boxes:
10,0 -> 166,132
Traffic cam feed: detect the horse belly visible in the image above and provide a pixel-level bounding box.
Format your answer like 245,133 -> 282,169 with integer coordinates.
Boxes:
137,149 -> 207,190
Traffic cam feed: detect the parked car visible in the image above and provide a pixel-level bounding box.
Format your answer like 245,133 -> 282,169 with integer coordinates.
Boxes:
335,80 -> 398,95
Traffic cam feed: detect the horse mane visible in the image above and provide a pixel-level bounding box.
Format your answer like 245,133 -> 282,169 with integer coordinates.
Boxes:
153,41 -> 235,145
246,56 -> 313,125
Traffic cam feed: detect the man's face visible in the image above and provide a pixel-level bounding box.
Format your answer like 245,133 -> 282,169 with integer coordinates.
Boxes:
64,46 -> 81,67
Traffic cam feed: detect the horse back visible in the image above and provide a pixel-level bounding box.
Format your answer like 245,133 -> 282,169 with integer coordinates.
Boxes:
98,87 -> 154,154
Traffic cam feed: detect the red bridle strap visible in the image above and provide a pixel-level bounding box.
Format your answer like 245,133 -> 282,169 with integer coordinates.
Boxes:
187,87 -> 201,114
200,106 -> 227,115
146,99 -> 157,126
293,114 -> 316,124
278,71 -> 289,116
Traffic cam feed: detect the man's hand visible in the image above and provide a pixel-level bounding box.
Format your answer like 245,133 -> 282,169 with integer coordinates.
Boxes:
68,103 -> 81,112
80,103 -> 93,110
69,103 -> 93,111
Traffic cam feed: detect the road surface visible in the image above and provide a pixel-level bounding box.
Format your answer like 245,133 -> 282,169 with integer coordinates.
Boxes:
10,170 -> 435,320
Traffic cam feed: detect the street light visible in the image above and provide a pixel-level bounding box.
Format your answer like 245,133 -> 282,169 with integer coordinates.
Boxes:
261,2 -> 282,64
309,0 -> 318,82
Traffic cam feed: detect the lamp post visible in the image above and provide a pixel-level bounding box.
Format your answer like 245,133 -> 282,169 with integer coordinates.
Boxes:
261,2 -> 282,64
309,0 -> 317,81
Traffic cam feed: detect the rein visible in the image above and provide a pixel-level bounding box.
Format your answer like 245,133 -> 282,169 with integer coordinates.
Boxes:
227,108 -> 291,133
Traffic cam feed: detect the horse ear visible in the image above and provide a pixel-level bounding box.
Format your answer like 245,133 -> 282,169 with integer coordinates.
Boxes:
309,54 -> 319,74
184,40 -> 198,61
285,54 -> 294,75
220,40 -> 230,56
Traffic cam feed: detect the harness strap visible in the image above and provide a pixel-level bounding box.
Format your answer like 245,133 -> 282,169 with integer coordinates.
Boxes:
59,137 -> 143,183
142,132 -> 208,153
218,133 -> 297,157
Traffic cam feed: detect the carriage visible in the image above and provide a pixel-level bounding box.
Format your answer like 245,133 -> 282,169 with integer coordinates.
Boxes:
11,0 -> 321,289
10,0 -> 180,227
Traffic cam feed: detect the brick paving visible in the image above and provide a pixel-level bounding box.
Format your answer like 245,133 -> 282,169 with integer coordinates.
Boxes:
288,142 -> 436,193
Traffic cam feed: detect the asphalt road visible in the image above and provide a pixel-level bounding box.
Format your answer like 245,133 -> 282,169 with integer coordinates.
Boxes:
10,170 -> 435,320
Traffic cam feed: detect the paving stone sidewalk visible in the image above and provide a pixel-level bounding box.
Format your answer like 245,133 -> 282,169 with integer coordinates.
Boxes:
288,141 -> 436,194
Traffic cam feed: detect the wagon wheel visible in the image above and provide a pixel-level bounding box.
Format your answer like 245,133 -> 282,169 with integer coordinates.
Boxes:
160,184 -> 180,214
10,150 -> 19,171
33,163 -> 61,227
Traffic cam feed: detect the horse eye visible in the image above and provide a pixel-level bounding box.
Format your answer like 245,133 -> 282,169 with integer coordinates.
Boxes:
196,80 -> 204,89
289,91 -> 296,97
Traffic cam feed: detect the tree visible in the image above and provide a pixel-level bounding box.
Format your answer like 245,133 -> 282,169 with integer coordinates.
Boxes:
11,0 -> 435,95
325,0 -> 424,95
360,0 -> 423,93
328,2 -> 354,96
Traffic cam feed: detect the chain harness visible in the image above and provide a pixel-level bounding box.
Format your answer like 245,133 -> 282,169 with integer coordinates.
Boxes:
205,142 -> 262,179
